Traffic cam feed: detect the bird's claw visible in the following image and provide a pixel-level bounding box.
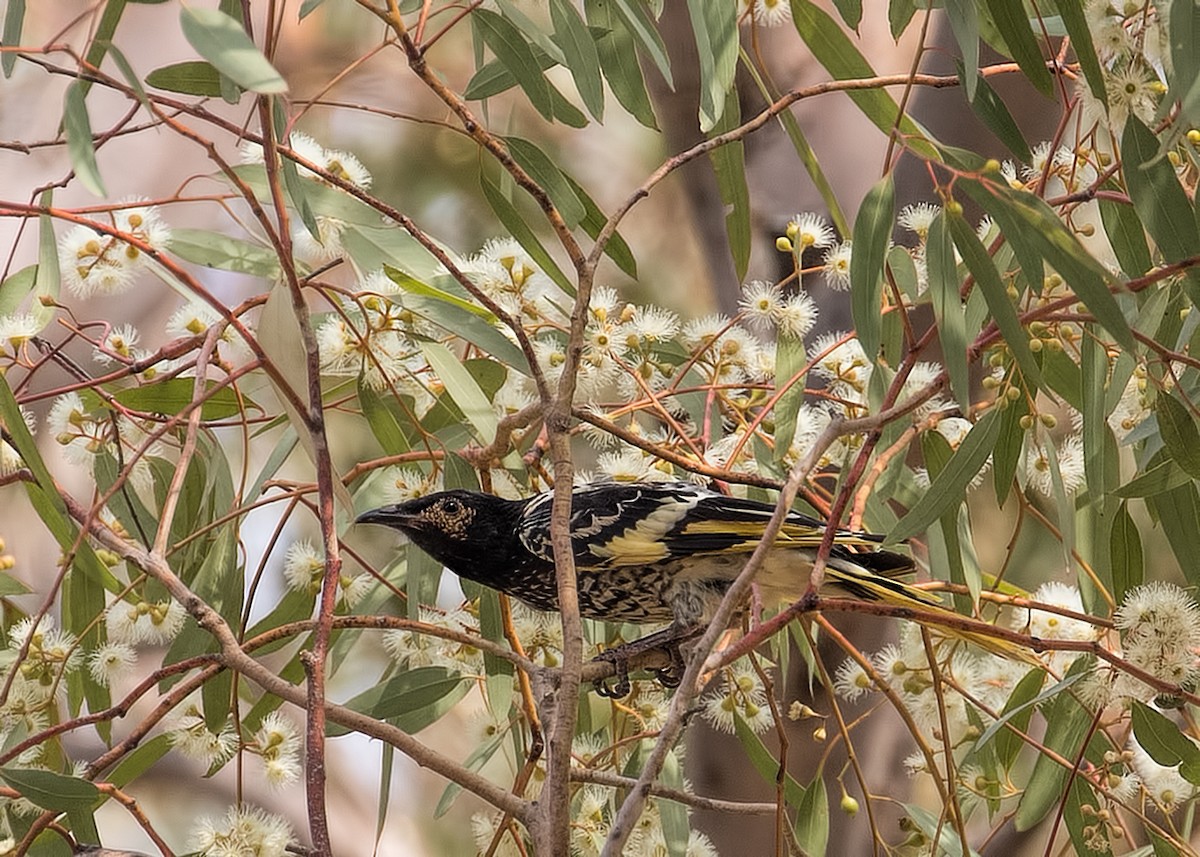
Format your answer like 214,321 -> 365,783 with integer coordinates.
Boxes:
589,638 -> 686,697
650,643 -> 685,688
591,649 -> 632,698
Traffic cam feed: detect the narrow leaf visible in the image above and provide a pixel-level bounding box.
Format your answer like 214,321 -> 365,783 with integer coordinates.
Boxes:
1014,662 -> 1096,829
832,0 -> 862,28
984,0 -> 1053,95
1132,702 -> 1200,785
180,7 -> 286,93
947,208 -> 1040,390
2,0 -> 25,77
1057,0 -> 1106,102
421,341 -> 500,444
926,213 -> 970,411
769,81 -> 849,236
903,805 -> 970,857
1080,331 -> 1108,499
659,752 -> 690,857
464,45 -> 556,101
945,0 -> 979,101
63,83 -> 106,197
102,42 -> 152,117
1113,458 -> 1189,498
708,89 -> 751,280
564,173 -> 638,277
146,60 -> 224,96
889,408 -> 1001,543
965,180 -> 1136,352
889,0 -> 916,39
1123,117 -> 1200,306
987,668 -> 1051,770
992,391 -> 1029,505
610,0 -> 672,86
0,265 -> 36,318
495,0 -> 566,65
1098,197 -> 1152,279
1110,502 -> 1143,604
850,175 -> 894,361
0,768 -> 98,810
585,0 -> 658,129
1146,481 -> 1200,589
504,136 -> 586,227
773,334 -> 808,463
34,191 -> 59,327
962,64 -> 1031,163
331,668 -> 468,735
169,227 -> 280,277
794,775 -> 829,857
1156,391 -> 1200,479
791,0 -> 936,159
473,7 -> 552,119
479,170 -> 574,294
110,378 -> 250,420
549,0 -> 604,120
733,714 -> 807,805
77,0 -> 128,99
686,0 -> 738,132
433,729 -> 508,817
358,380 -> 411,457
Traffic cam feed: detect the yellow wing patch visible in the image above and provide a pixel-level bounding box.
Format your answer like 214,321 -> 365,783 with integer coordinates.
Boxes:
586,497 -> 691,566
677,519 -> 880,549
589,532 -> 672,565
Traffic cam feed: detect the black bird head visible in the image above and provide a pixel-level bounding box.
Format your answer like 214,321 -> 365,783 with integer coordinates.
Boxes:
355,490 -> 525,580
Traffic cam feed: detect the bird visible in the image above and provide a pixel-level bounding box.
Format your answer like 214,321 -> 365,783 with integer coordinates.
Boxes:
356,481 -> 999,696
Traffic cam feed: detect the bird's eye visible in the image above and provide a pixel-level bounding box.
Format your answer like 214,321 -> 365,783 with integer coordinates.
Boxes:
442,498 -> 461,515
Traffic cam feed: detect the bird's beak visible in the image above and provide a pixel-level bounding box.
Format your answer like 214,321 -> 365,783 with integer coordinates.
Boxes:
355,506 -> 412,528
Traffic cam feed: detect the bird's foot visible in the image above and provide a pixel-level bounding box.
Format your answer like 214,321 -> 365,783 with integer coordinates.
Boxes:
650,643 -> 685,688
589,625 -> 702,698
591,649 -> 632,699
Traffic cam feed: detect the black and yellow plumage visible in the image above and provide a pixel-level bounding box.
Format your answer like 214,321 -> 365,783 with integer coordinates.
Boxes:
356,481 -> 940,627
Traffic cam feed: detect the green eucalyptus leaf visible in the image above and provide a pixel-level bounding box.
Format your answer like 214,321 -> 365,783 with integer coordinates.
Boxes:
180,7 -> 286,94
850,175 -> 894,360
708,89 -> 750,280
1114,459 -> 1190,498
63,83 -> 105,197
889,408 -> 1001,543
946,1 -> 980,101
687,0 -> 738,132
145,60 -> 224,95
0,768 -> 99,810
983,0 -> 1052,96
2,0 -> 25,77
110,378 -> 251,420
1122,117 -> 1200,306
331,667 -> 469,736
585,0 -> 658,129
473,7 -> 553,119
549,0 -> 604,120
1131,702 -> 1200,785
1156,391 -> 1200,479
504,136 -> 586,227
926,213 -> 970,411
1110,502 -> 1143,604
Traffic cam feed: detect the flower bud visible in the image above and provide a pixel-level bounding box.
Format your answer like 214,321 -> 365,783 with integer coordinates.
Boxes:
840,793 -> 859,816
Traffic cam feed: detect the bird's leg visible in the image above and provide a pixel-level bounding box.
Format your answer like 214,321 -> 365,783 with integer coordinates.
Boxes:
590,624 -> 704,698
650,641 -> 686,688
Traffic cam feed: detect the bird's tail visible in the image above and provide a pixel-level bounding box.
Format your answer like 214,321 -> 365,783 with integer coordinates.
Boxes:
819,548 -> 1037,665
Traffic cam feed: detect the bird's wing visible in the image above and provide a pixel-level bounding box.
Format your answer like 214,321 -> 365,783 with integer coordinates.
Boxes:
517,482 -> 701,569
516,483 -> 884,570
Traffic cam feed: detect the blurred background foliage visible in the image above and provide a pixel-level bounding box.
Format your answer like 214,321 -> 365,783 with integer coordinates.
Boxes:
2,1 -> 1200,856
